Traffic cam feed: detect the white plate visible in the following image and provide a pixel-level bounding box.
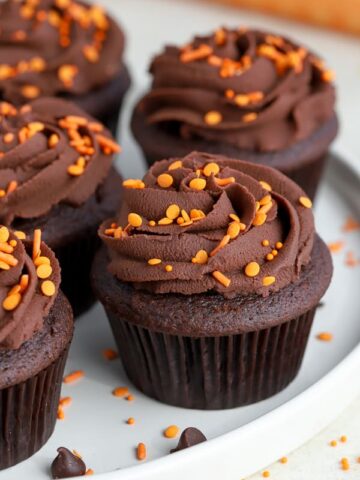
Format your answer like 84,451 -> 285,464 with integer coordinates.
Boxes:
4,149 -> 358,480
3,1 -> 360,478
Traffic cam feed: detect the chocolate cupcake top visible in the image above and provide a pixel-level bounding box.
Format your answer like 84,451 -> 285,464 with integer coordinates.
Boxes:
137,28 -> 336,152
0,226 -> 60,349
100,151 -> 315,298
0,0 -> 124,104
0,97 -> 120,225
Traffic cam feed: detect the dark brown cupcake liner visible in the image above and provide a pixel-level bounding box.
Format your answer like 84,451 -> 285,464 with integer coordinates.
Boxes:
54,231 -> 100,318
0,346 -> 69,470
105,308 -> 315,410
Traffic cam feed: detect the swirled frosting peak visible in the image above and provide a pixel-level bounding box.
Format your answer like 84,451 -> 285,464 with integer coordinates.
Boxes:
100,151 -> 315,298
0,226 -> 60,349
0,0 -> 125,104
137,27 -> 336,152
0,97 -> 120,224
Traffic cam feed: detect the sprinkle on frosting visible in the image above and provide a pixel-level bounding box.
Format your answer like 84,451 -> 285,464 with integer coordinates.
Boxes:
0,0 -> 125,103
0,226 -> 60,349
0,98 -> 119,225
100,152 -> 314,298
136,28 -> 336,153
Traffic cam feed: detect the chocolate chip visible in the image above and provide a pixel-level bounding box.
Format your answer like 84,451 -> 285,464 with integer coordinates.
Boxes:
170,427 -> 207,453
51,447 -> 86,479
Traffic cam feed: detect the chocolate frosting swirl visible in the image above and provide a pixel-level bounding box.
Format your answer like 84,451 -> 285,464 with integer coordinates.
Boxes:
100,151 -> 315,298
137,28 -> 336,152
0,97 -> 119,225
0,0 -> 124,104
0,227 -> 60,349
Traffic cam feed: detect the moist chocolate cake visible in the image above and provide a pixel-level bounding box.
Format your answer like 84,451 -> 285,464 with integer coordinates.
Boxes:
0,227 -> 73,470
131,28 -> 338,199
0,98 -> 123,315
92,151 -> 332,409
0,0 -> 131,136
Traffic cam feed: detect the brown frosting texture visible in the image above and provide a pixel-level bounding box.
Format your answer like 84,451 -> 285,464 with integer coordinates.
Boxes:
0,0 -> 124,104
138,28 -> 336,152
0,227 -> 60,350
0,97 -> 120,225
100,151 -> 315,298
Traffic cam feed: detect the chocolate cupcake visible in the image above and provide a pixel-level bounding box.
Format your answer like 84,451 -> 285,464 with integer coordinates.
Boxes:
0,98 -> 123,316
0,226 -> 73,470
92,151 -> 332,409
0,0 -> 130,136
131,28 -> 338,199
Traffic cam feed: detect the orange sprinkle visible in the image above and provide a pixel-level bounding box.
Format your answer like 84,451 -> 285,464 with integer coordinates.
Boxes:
327,241 -> 344,253
32,229 -> 42,260
166,204 -> 180,220
148,220 -> 156,227
95,134 -> 121,154
127,417 -> 135,425
168,160 -> 183,171
148,258 -> 162,266
299,196 -> 312,208
204,111 -> 222,126
85,469 -> 94,476
210,234 -> 231,257
128,213 -> 142,228
342,217 -> 360,232
136,442 -> 146,461
21,85 -> 40,99
330,440 -> 337,447
203,162 -> 220,177
165,265 -> 173,272
4,133 -> 14,144
345,251 -> 360,267
158,217 -> 173,226
164,425 -> 179,439
212,270 -> 231,288
157,173 -> 173,189
214,177 -> 235,186
112,386 -> 129,397
48,134 -> 59,148
180,44 -> 213,63
126,394 -> 134,401
103,348 -> 118,361
0,227 -> 10,243
263,276 -> 276,287
41,280 -> 55,297
189,178 -> 206,191
243,112 -> 258,123
6,180 -> 18,194
63,370 -> 85,384
2,293 -> 21,311
192,250 -> 208,265
279,457 -> 288,464
317,332 -> 333,342
260,180 -> 272,191
59,397 -> 72,407
245,262 -> 260,277
340,435 -> 347,443
253,212 -> 267,226
262,471 -> 270,478
57,407 -> 65,420
341,457 -> 350,471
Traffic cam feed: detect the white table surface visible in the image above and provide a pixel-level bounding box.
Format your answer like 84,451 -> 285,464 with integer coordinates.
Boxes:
100,1 -> 360,478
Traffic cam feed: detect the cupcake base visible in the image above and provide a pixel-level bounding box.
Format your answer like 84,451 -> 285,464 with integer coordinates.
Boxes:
0,292 -> 73,470
13,167 -> 123,317
92,236 -> 332,409
131,109 -> 338,200
69,65 -> 131,137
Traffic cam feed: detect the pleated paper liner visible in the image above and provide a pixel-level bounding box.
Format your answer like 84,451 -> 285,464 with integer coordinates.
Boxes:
0,347 -> 69,470
106,309 -> 315,410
